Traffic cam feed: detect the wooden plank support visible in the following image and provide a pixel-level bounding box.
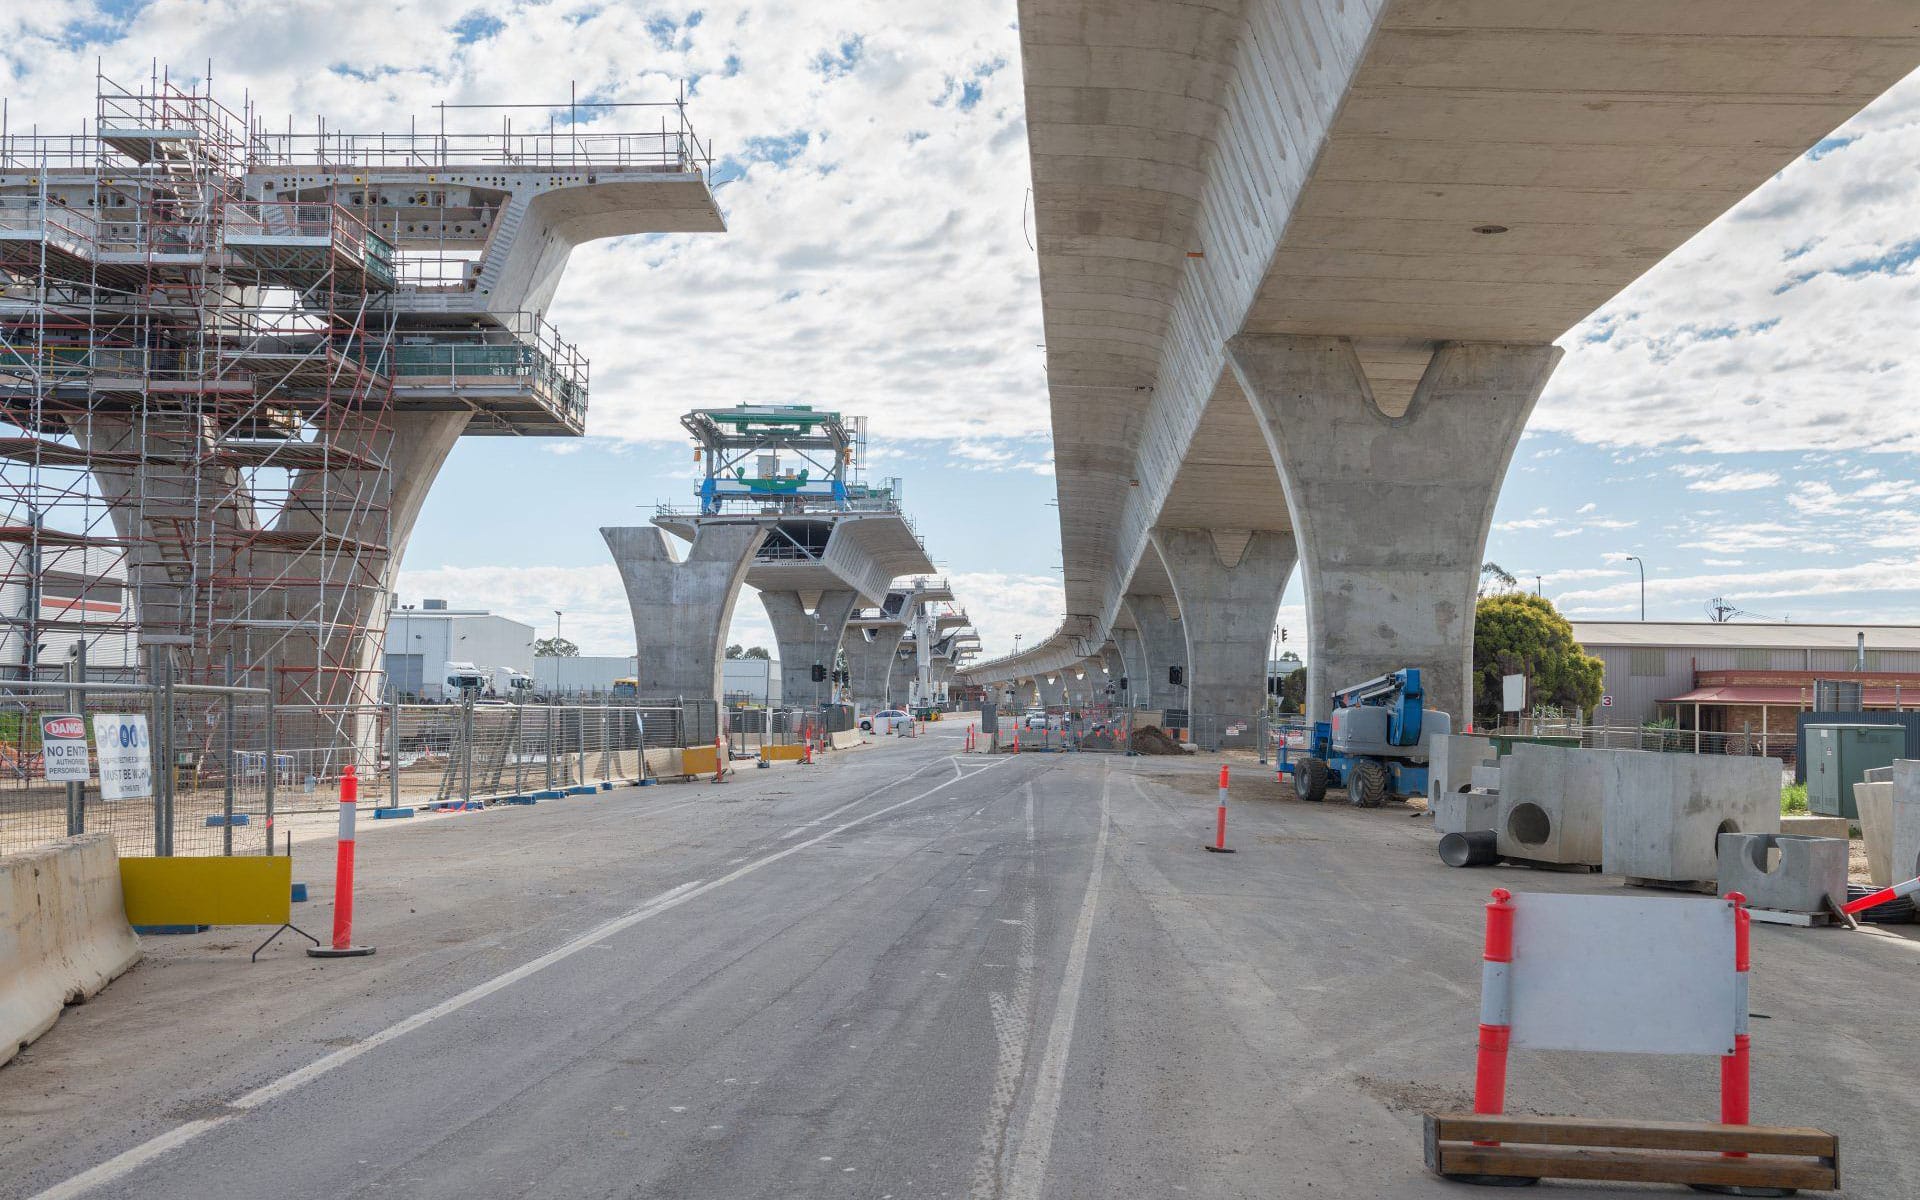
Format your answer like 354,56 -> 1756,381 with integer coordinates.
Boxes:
1425,1114 -> 1838,1192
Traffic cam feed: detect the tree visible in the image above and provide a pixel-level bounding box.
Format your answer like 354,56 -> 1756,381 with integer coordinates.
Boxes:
1280,666 -> 1307,714
741,645 -> 771,661
1472,592 -> 1604,725
725,644 -> 743,659
1479,561 -> 1518,597
533,637 -> 578,657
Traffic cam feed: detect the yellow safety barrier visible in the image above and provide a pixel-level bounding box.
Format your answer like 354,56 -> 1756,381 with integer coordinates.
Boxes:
120,856 -> 292,927
680,744 -> 720,776
761,745 -> 807,762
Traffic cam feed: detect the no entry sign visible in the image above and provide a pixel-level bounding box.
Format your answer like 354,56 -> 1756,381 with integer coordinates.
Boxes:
40,713 -> 90,783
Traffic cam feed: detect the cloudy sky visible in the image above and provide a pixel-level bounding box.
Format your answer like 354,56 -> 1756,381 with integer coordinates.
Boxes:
6,3 -> 1919,659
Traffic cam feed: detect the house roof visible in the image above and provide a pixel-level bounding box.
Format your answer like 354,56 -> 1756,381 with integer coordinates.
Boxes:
1573,621 -> 1920,652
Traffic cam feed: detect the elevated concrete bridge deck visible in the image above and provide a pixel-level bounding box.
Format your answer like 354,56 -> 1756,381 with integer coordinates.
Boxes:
965,0 -> 1920,742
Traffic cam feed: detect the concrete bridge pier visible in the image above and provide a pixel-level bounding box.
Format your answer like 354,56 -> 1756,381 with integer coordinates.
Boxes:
1151,528 -> 1295,749
761,589 -> 859,710
603,523 -> 768,702
1100,647 -> 1125,700
887,647 -> 917,708
1037,675 -> 1068,709
1123,593 -> 1188,713
1231,335 -> 1561,724
1113,628 -> 1146,707
844,625 -> 906,712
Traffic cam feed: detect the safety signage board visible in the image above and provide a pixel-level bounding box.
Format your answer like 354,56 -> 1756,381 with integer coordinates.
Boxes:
92,713 -> 153,801
40,713 -> 90,783
1507,892 -> 1735,1056
1601,694 -> 1614,708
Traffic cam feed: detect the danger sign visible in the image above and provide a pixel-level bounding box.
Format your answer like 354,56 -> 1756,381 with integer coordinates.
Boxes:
40,713 -> 90,784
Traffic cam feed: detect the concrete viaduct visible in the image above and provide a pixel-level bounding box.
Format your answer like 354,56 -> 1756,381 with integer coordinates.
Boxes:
961,1 -> 1920,745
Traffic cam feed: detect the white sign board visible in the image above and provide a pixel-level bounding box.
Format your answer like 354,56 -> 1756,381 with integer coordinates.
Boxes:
1600,694 -> 1613,708
1508,892 -> 1736,1057
39,713 -> 90,783
1501,673 -> 1527,713
92,713 -> 153,801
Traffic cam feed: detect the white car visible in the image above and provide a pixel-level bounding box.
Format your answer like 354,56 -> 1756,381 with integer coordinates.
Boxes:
862,709 -> 911,735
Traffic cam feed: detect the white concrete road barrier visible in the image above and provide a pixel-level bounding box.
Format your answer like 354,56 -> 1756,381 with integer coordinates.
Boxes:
830,729 -> 863,751
1,832 -> 142,1065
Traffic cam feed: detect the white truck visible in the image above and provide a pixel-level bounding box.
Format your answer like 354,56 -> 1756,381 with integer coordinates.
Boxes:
441,662 -> 534,702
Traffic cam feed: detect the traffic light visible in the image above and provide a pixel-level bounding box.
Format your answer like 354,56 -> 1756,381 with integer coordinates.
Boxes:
811,663 -> 827,682
1168,665 -> 1183,687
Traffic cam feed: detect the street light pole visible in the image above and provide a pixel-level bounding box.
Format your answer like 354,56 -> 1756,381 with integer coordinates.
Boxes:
1624,556 -> 1645,620
554,610 -> 564,643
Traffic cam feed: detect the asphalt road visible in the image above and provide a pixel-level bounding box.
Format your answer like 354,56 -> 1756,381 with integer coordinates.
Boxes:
5,724 -> 1919,1199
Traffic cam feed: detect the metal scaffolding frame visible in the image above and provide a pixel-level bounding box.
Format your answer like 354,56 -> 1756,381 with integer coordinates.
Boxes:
0,68 -> 396,740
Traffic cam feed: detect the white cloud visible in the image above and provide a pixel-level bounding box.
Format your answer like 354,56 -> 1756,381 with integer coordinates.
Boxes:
1534,67 -> 1920,456
0,2 -> 1048,453
1576,502 -> 1597,514
1685,470 -> 1781,493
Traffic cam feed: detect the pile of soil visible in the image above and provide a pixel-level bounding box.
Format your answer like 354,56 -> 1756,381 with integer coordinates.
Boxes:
1129,725 -> 1184,755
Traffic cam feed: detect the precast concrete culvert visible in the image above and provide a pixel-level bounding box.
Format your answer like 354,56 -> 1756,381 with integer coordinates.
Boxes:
1505,802 -> 1552,849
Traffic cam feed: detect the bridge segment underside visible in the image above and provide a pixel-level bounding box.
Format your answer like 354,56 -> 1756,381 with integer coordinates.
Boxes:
962,1 -> 1920,738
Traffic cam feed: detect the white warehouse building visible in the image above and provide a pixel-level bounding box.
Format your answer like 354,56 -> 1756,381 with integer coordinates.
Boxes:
383,599 -> 536,701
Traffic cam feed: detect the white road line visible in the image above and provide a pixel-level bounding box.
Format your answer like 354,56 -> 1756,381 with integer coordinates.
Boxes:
32,755 -> 1012,1200
1004,763 -> 1111,1200
777,754 -> 957,840
970,782 -> 1039,1198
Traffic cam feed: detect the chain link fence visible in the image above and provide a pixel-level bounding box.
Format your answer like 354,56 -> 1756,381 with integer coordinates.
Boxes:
1,687 -> 729,857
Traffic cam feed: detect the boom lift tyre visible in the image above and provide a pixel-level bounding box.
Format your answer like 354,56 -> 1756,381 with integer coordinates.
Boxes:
1293,756 -> 1329,803
1350,760 -> 1390,808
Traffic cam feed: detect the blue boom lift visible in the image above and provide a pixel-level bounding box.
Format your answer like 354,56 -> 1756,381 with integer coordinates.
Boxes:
1291,668 -> 1452,807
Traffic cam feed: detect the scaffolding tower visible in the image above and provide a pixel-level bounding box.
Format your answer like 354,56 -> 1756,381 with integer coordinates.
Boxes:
2,67 -> 712,750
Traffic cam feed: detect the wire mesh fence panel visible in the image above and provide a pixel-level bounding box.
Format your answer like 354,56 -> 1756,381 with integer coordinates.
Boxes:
0,684 -> 277,858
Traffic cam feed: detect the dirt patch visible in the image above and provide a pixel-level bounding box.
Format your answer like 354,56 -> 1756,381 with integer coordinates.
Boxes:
1350,1074 -> 1475,1116
1129,725 -> 1185,755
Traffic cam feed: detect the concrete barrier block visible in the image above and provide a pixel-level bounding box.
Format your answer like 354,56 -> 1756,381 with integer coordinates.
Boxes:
1601,751 -> 1781,884
1717,832 -> 1847,915
1,832 -> 142,1066
1469,765 -> 1503,794
829,729 -> 862,751
1433,787 -> 1502,838
1780,815 -> 1849,841
1428,734 -> 1498,807
1854,780 -> 1894,886
1493,743 -> 1614,867
1892,761 -> 1920,885
642,747 -> 684,779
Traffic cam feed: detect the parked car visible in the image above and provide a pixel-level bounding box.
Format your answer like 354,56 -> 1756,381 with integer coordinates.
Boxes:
1023,710 -> 1048,729
862,709 -> 910,735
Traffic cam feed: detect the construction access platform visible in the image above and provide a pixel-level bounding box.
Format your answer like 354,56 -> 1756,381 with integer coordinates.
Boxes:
0,68 -> 723,725
604,404 -> 939,705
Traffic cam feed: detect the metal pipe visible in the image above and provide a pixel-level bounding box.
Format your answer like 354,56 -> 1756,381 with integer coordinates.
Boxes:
223,652 -> 235,855
263,674 -> 276,854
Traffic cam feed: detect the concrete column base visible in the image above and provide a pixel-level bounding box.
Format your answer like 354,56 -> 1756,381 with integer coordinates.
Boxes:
1230,335 -> 1561,724
603,523 -> 768,702
1150,528 -> 1295,749
761,589 -> 858,710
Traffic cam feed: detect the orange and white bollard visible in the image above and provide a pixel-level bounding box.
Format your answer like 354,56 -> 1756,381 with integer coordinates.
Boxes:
1842,872 -> 1920,916
1721,890 -> 1751,1155
308,765 -> 375,958
1204,764 -> 1234,853
1471,888 -> 1516,1138
714,733 -> 726,783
